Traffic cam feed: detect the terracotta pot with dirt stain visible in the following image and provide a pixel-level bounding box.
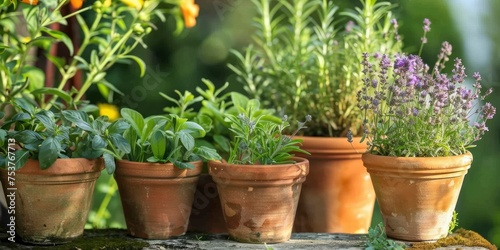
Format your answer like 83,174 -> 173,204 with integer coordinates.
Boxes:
209,157 -> 309,243
0,158 -> 103,245
362,152 -> 472,241
293,136 -> 375,234
114,160 -> 202,239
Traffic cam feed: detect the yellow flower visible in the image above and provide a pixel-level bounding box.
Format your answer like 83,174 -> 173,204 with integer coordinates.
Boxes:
98,103 -> 120,121
103,0 -> 111,7
180,0 -> 199,28
121,0 -> 144,10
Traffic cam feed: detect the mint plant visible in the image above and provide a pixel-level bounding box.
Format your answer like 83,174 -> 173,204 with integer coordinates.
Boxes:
0,99 -> 130,173
120,108 -> 221,169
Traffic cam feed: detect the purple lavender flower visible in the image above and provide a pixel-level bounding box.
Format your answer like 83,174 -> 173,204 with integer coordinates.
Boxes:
482,103 -> 496,120
423,18 -> 431,32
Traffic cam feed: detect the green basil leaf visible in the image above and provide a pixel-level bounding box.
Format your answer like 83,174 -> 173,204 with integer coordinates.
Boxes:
120,108 -> 144,135
110,134 -> 131,154
151,130 -> 166,159
39,138 -> 60,169
173,160 -> 194,169
62,110 -> 95,132
179,131 -> 195,151
103,153 -> 115,175
14,149 -> 30,170
194,146 -> 221,161
92,135 -> 106,150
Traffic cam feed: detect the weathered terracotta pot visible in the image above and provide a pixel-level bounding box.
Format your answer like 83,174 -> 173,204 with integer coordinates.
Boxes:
209,157 -> 309,243
114,160 -> 202,239
0,158 -> 103,244
362,152 -> 472,241
293,136 -> 375,233
187,173 -> 226,233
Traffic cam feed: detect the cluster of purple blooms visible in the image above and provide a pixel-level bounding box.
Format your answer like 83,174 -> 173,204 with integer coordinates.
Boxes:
356,19 -> 496,156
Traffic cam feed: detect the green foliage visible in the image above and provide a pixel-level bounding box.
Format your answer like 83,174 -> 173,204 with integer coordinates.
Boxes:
229,0 -> 402,137
366,223 -> 405,250
226,96 -> 310,165
0,0 -> 184,113
449,210 -> 459,234
120,108 -> 221,169
0,99 -> 130,173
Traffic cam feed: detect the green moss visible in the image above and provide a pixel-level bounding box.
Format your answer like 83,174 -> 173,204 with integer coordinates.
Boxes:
407,228 -> 497,250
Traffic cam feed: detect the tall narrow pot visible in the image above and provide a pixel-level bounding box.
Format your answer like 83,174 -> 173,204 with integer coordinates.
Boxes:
0,158 -> 103,244
114,160 -> 202,239
293,136 -> 375,233
209,157 -> 309,243
362,152 -> 472,241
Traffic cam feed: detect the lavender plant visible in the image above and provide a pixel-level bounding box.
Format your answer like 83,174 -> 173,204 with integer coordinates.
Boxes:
354,19 -> 496,157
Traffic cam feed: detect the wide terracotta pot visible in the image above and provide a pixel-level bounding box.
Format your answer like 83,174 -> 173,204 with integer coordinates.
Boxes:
293,136 -> 375,233
209,157 -> 309,243
0,158 -> 103,244
187,173 -> 226,233
114,160 -> 202,239
362,152 -> 472,241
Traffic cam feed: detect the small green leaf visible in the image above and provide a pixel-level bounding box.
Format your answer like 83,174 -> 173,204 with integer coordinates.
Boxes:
146,156 -> 161,163
103,153 -> 116,175
13,130 -> 41,144
213,135 -> 231,153
110,134 -> 131,154
194,146 -> 221,161
92,135 -> 106,149
108,119 -> 130,134
179,131 -> 195,151
14,149 -> 30,170
231,92 -> 249,110
120,108 -> 144,135
44,29 -> 74,55
151,130 -> 166,159
32,87 -> 72,103
182,121 -> 206,138
39,138 -> 60,169
173,160 -> 195,169
13,98 -> 35,116
119,55 -> 146,77
62,110 -> 95,132
35,112 -> 56,134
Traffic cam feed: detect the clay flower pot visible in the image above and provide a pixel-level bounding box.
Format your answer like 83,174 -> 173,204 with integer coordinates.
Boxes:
114,160 -> 202,239
188,173 -> 226,233
0,158 -> 103,244
362,152 -> 473,241
293,136 -> 375,233
209,157 -> 309,243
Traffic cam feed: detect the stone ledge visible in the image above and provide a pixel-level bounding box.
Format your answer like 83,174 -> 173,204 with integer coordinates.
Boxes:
0,229 -> 494,250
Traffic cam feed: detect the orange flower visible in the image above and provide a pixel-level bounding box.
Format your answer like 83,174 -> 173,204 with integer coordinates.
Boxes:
70,0 -> 83,9
20,0 -> 39,5
180,0 -> 199,28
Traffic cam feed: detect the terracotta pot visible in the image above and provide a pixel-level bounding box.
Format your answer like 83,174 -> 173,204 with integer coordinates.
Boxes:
187,173 -> 226,233
362,152 -> 472,241
0,158 -> 103,244
114,160 -> 202,239
209,157 -> 309,243
293,136 -> 375,233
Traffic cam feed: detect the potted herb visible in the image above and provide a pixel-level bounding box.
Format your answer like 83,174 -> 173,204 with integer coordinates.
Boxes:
0,99 -> 129,244
356,20 -> 496,241
228,0 -> 402,233
208,97 -> 311,243
113,108 -> 220,239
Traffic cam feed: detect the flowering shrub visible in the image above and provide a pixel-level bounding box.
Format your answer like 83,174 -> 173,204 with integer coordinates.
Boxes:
353,19 -> 496,157
0,0 -> 198,113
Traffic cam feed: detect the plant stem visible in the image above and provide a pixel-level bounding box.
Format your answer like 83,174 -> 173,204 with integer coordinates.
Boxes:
92,176 -> 118,228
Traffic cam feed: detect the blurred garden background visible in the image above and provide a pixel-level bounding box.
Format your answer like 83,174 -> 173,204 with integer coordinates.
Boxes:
83,0 -> 500,245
